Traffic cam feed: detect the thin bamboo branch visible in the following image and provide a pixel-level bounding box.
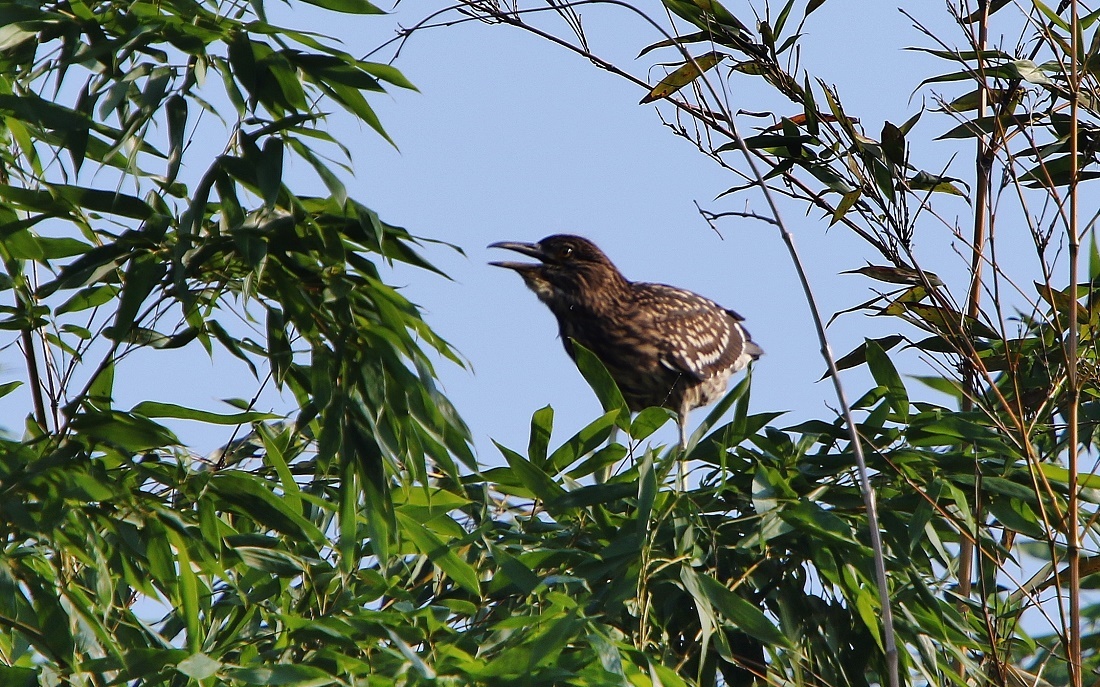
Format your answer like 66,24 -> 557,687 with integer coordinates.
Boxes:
716,78 -> 902,687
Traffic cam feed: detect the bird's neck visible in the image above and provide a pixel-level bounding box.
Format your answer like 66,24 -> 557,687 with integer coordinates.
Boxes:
551,269 -> 631,318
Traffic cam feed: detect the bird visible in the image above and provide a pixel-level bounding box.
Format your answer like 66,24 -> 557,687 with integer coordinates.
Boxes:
489,234 -> 762,452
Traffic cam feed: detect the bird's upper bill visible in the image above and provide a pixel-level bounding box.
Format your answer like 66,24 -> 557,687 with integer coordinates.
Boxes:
487,240 -> 548,273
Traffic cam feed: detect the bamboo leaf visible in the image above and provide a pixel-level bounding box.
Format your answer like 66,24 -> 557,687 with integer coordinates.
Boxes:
397,511 -> 481,596
570,341 -> 630,428
640,52 -> 725,104
696,570 -> 792,647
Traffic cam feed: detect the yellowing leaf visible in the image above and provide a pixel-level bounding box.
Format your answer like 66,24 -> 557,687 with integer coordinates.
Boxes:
640,52 -> 725,104
830,190 -> 860,226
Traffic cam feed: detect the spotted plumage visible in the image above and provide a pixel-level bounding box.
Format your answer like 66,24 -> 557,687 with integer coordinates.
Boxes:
490,234 -> 762,449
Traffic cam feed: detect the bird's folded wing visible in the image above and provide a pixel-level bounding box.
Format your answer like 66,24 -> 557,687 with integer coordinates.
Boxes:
634,283 -> 747,381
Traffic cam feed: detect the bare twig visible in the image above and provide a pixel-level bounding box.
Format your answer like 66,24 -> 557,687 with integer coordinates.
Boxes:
693,200 -> 778,229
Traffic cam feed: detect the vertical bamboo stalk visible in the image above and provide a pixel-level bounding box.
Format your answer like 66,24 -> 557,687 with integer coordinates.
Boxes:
958,0 -> 991,635
1067,1 -> 1082,683
21,326 -> 48,430
957,1 -> 990,680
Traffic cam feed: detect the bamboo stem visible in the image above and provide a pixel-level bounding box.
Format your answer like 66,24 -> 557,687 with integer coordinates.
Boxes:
720,110 -> 901,687
21,326 -> 48,431
1067,1 -> 1082,683
958,1 -> 990,679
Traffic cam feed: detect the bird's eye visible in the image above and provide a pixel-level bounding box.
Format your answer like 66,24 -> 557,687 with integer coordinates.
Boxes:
560,246 -> 574,259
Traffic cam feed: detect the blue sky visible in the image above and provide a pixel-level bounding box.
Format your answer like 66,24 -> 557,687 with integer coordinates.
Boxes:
337,0 -> 970,459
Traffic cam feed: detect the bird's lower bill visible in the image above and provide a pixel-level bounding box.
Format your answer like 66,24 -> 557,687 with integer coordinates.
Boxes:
494,267 -> 555,302
488,241 -> 559,303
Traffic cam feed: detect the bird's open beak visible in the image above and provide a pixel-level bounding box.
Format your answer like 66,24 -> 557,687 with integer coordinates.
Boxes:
488,241 -> 547,271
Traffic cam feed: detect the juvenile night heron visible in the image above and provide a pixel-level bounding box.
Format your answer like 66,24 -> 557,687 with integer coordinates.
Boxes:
489,234 -> 762,451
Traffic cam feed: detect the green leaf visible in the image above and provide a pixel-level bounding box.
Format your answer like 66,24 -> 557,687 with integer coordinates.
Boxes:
228,665 -> 338,686
345,424 -> 394,563
690,372 -> 752,447
781,500 -> 860,544
131,401 -> 278,425
885,302 -> 1001,339
233,546 -> 306,575
545,481 -> 635,511
565,442 -> 627,480
209,471 -> 325,544
636,453 -> 656,539
630,406 -> 675,441
0,93 -> 91,131
1041,463 -> 1100,490
492,548 -> 541,595
843,264 -> 944,287
109,253 -> 166,340
637,31 -> 720,58
1090,229 -> 1100,282
1,184 -> 154,220
0,380 -> 22,399
865,339 -> 909,417
696,571 -> 792,647
547,409 -> 619,473
570,340 -> 630,428
528,405 -> 554,468
494,440 -> 567,502
257,136 -> 284,210
936,114 -> 1033,140
165,528 -> 201,652
359,61 -> 417,91
397,511 -> 481,596
955,0 -> 1011,21
907,171 -> 969,199
70,410 -> 178,451
1030,0 -> 1069,31
37,236 -> 92,259
830,189 -> 861,226
823,335 -> 905,379
880,121 -> 905,165
287,137 -> 349,203
338,459 -> 358,574
855,588 -> 884,651
987,497 -> 1045,539
165,95 -> 187,183
55,284 -> 118,315
1021,155 -> 1100,188
176,653 -> 222,680
299,0 -> 385,14
324,82 -> 394,148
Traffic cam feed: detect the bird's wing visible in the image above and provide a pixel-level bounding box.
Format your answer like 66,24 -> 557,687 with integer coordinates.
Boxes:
633,283 -> 756,381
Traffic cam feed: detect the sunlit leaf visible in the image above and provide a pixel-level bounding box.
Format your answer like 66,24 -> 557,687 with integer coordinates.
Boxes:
570,341 -> 630,428
640,52 -> 725,104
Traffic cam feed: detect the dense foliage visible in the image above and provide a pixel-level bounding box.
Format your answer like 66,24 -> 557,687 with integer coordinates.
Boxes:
0,0 -> 476,683
2,0 -> 1099,686
448,0 -> 1100,684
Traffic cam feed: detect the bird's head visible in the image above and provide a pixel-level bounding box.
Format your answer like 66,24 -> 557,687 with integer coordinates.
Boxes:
489,234 -> 626,307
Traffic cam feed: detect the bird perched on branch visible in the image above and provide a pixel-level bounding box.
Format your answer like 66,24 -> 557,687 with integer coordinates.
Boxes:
490,234 -> 762,450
